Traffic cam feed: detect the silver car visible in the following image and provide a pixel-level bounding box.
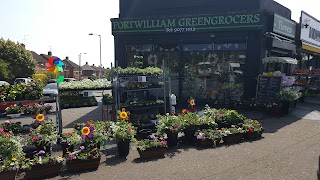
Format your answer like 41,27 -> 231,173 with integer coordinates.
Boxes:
0,81 -> 10,86
43,83 -> 58,101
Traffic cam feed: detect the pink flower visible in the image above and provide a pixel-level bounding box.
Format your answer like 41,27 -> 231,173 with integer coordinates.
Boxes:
149,134 -> 156,139
31,137 -> 36,142
127,129 -> 131,133
0,128 -> 4,133
37,134 -> 42,138
173,124 -> 179,128
196,133 -> 205,140
79,146 -> 85,150
162,141 -> 167,145
38,150 -> 45,155
220,114 -> 225,117
69,155 -> 73,160
67,132 -> 71,136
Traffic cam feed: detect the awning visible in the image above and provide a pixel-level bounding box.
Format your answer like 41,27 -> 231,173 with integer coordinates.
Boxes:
262,57 -> 298,64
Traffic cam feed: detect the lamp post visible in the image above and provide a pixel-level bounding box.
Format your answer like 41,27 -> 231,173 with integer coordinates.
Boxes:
78,53 -> 87,80
88,33 -> 102,78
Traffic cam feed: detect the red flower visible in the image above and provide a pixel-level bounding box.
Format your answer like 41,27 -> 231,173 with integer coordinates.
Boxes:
248,127 -> 254,133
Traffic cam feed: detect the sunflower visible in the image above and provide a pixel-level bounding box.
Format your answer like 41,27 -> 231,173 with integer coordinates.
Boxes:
81,127 -> 90,136
118,108 -> 129,120
190,100 -> 195,106
36,114 -> 45,122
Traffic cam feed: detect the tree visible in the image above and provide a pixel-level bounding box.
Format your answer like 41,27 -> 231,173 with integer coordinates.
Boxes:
0,38 -> 36,79
0,59 -> 11,80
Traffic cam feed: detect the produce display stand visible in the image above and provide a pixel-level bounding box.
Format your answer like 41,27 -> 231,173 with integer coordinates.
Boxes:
114,60 -> 167,128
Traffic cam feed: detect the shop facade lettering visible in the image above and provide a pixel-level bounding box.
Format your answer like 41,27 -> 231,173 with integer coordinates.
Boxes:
112,13 -> 262,33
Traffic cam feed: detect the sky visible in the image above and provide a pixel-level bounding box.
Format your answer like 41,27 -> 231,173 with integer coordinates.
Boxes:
0,0 -> 319,69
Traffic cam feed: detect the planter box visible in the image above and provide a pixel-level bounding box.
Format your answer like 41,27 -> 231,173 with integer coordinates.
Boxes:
0,170 -> 17,180
21,163 -> 62,179
196,138 -> 222,147
6,113 -> 22,118
244,131 -> 263,140
67,157 -> 101,172
223,133 -> 244,144
138,147 -> 166,159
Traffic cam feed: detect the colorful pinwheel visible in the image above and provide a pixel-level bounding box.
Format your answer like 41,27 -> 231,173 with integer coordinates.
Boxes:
46,57 -> 65,83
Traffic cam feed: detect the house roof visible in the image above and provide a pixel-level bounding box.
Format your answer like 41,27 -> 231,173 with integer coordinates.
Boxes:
82,64 -> 95,71
63,58 -> 80,68
91,65 -> 100,71
30,51 -> 47,64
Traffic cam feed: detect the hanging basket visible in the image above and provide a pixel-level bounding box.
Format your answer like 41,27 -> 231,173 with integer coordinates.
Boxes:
138,147 -> 166,159
67,157 -> 101,173
21,163 -> 62,179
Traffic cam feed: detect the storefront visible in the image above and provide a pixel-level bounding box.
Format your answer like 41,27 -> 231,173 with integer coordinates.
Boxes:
294,11 -> 320,94
111,0 -> 293,106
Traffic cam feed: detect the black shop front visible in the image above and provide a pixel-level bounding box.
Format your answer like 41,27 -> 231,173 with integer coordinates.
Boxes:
111,0 -> 293,107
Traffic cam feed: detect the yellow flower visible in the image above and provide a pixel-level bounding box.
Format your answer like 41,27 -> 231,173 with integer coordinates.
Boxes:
36,114 -> 45,122
81,127 -> 90,136
190,100 -> 195,106
91,148 -> 98,151
12,157 -> 17,161
118,108 -> 129,120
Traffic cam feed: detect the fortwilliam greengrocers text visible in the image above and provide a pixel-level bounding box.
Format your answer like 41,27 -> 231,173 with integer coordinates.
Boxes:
113,14 -> 260,30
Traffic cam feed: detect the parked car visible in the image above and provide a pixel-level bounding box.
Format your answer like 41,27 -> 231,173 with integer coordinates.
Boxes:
43,83 -> 58,102
14,78 -> 33,85
0,81 -> 10,86
64,78 -> 76,82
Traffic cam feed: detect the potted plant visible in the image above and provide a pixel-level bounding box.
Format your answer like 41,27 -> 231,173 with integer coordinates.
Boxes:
194,129 -> 222,147
135,134 -> 167,159
27,115 -> 58,152
156,114 -> 183,147
221,127 -> 245,144
5,104 -> 22,118
180,110 -> 201,144
242,119 -> 264,139
65,119 -> 108,172
278,89 -> 300,114
109,121 -> 136,157
0,121 -> 24,135
0,132 -> 25,180
21,153 -> 64,179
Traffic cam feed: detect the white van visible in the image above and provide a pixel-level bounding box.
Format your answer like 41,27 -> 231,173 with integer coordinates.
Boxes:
14,78 -> 34,85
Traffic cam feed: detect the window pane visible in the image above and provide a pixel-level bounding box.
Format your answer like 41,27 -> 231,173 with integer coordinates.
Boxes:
183,44 -> 212,51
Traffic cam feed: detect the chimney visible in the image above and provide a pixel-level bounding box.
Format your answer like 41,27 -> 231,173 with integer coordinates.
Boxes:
66,56 -> 69,60
48,51 -> 52,56
21,43 -> 25,48
92,64 -> 95,66
86,62 -> 88,65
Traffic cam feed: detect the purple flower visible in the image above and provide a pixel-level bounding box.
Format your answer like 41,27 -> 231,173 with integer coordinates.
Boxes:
0,127 -> 4,132
162,141 -> 167,145
149,134 -> 156,139
196,133 -> 205,140
90,127 -> 94,132
38,150 -> 45,155
79,146 -> 85,150
81,135 -> 87,139
88,133 -> 93,138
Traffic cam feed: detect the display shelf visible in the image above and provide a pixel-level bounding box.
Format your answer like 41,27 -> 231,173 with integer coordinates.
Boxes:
124,87 -> 164,92
121,104 -> 164,111
59,87 -> 113,92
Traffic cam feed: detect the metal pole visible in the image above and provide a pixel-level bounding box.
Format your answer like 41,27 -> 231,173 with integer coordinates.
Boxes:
78,54 -> 81,80
99,35 -> 102,79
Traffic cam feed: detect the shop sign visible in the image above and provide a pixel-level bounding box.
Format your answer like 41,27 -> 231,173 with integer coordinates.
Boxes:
111,12 -> 262,34
300,11 -> 320,52
273,14 -> 296,38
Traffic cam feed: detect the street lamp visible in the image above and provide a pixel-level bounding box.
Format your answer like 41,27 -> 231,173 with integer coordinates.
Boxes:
88,33 -> 102,78
78,53 -> 87,80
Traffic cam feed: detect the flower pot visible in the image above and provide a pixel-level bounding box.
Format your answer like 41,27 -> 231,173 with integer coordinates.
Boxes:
117,140 -> 130,157
244,131 -> 263,140
23,145 -> 38,159
166,132 -> 178,147
21,163 -> 62,179
0,170 -> 17,180
67,157 -> 101,172
222,133 -> 244,144
217,121 -> 231,129
196,139 -> 214,146
183,126 -> 198,144
35,144 -> 51,155
136,129 -> 152,140
6,113 -> 21,118
61,142 -> 74,156
138,147 -> 166,159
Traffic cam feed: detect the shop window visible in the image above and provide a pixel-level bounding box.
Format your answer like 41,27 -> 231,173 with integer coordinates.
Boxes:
154,44 -> 180,52
181,49 -> 246,102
